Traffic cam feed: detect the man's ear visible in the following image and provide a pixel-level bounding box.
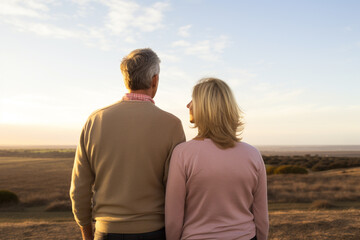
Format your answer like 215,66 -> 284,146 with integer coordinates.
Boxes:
152,74 -> 159,88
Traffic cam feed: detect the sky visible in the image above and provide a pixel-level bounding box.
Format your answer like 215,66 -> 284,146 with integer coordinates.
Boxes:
0,0 -> 360,146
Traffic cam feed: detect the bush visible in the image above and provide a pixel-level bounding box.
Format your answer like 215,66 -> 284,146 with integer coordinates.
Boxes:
273,165 -> 308,174
266,165 -> 277,175
311,163 -> 328,171
0,190 -> 19,206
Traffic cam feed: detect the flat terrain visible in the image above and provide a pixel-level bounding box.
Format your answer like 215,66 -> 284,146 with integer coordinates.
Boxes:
0,157 -> 73,207
1,150 -> 360,239
0,209 -> 359,240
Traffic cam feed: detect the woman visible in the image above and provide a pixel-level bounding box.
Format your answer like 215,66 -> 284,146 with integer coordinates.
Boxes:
165,78 -> 269,240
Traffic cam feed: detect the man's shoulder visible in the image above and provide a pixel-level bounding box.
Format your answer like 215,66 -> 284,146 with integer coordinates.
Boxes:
153,105 -> 182,123
87,101 -> 181,123
87,101 -> 122,119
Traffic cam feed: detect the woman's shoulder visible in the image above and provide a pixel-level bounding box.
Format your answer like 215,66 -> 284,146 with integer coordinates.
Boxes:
174,139 -> 214,157
235,141 -> 262,157
174,139 -> 202,151
236,141 -> 258,150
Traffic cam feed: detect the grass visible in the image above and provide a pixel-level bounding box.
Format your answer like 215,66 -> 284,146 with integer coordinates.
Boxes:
0,157 -> 73,207
45,201 -> 72,212
269,209 -> 360,240
0,149 -> 75,158
267,168 -> 360,203
0,221 -> 82,240
310,200 -> 337,210
0,208 -> 359,239
263,154 -> 360,171
1,149 -> 360,239
0,207 -> 74,223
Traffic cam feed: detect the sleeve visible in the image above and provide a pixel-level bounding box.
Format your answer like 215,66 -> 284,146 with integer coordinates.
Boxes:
165,146 -> 186,240
69,126 -> 95,227
163,119 -> 186,186
252,153 -> 269,240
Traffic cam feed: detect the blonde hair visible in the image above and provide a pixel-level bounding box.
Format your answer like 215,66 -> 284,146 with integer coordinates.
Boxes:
192,78 -> 243,149
120,48 -> 160,90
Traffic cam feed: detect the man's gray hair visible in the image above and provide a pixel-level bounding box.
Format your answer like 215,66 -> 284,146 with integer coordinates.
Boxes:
120,48 -> 161,90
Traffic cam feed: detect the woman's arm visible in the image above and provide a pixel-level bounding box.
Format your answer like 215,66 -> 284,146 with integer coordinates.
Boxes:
252,155 -> 269,240
165,147 -> 186,240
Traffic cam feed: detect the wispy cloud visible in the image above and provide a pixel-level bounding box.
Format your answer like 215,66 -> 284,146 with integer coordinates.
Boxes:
172,40 -> 191,47
344,26 -> 352,32
157,52 -> 181,63
0,0 -> 50,18
178,24 -> 191,37
226,69 -> 257,87
0,0 -> 170,49
5,19 -> 82,39
172,35 -> 230,61
97,0 -> 170,34
102,0 -> 169,42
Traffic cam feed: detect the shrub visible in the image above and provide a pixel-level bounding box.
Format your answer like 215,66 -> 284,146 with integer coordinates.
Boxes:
273,165 -> 308,174
266,165 -> 277,175
0,190 -> 19,206
311,163 -> 328,171
329,161 -> 348,170
310,200 -> 337,210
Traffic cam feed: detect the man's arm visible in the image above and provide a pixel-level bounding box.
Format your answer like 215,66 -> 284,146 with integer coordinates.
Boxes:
70,127 -> 95,239
80,224 -> 93,240
163,119 -> 186,186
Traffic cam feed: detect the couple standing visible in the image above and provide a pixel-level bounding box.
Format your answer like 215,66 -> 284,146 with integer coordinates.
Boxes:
70,48 -> 269,240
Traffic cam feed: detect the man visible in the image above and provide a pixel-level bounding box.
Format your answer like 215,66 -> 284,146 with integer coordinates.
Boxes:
70,48 -> 185,240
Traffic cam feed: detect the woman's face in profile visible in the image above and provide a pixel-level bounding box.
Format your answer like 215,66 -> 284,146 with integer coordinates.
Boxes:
187,101 -> 194,123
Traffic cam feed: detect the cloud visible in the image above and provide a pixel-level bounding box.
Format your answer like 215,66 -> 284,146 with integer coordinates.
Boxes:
213,35 -> 228,53
172,40 -> 191,47
172,35 -> 230,61
0,0 -> 170,49
344,26 -> 352,32
157,52 -> 181,63
239,86 -> 305,114
5,17 -> 114,50
5,19 -> 83,39
0,0 -> 50,18
226,69 -> 257,87
103,0 -> 169,35
178,24 -> 191,37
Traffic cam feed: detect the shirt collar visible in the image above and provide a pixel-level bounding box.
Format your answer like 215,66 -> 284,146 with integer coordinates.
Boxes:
122,93 -> 155,104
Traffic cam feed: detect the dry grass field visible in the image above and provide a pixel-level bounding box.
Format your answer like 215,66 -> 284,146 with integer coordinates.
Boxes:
1,150 -> 360,239
0,209 -> 359,240
0,157 -> 73,208
268,168 -> 360,203
269,209 -> 360,239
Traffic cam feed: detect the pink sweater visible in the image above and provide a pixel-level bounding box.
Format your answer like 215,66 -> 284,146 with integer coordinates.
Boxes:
165,139 -> 269,240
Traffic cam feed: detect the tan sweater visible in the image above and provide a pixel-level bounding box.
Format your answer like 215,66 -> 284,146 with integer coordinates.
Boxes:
70,100 -> 185,234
